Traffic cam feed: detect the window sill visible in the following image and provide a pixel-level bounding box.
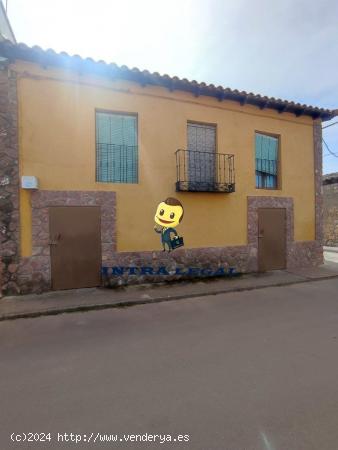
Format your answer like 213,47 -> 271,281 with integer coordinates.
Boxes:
255,187 -> 281,191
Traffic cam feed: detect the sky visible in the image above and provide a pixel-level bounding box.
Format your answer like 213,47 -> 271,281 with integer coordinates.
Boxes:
5,0 -> 338,173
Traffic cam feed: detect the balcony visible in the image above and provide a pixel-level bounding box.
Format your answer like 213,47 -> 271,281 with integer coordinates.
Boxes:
175,149 -> 235,193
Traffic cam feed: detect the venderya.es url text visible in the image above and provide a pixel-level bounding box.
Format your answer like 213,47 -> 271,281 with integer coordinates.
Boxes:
10,432 -> 190,445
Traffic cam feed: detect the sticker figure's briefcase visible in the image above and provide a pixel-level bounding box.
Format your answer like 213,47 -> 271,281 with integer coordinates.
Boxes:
170,235 -> 184,250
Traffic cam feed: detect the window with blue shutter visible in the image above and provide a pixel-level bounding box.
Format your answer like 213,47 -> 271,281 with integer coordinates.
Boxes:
96,112 -> 138,183
255,133 -> 279,189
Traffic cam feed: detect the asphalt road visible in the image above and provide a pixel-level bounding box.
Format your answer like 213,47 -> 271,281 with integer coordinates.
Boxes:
1,278 -> 338,450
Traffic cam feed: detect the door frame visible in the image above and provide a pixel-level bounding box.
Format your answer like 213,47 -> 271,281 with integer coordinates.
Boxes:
26,190 -> 116,291
247,196 -> 294,271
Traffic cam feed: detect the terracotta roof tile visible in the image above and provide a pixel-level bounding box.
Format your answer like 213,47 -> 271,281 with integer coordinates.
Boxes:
0,40 -> 336,121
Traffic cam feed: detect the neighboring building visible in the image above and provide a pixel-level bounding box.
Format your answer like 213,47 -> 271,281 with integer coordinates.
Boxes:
323,172 -> 338,247
0,40 -> 337,295
0,1 -> 15,43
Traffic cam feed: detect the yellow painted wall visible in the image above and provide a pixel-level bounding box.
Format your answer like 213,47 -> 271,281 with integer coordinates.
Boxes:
15,61 -> 316,257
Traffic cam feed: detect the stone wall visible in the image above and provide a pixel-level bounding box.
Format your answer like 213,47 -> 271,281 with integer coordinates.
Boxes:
287,240 -> 323,268
323,181 -> 338,247
0,61 -> 20,296
103,245 -> 257,287
313,120 -> 323,244
17,190 -> 116,294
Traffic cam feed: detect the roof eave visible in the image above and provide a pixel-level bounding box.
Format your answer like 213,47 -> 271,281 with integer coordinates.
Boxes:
0,40 -> 335,121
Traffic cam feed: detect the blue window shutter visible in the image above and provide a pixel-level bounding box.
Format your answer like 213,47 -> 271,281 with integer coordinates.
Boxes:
96,113 -> 111,182
122,115 -> 138,183
255,133 -> 279,188
96,112 -> 138,183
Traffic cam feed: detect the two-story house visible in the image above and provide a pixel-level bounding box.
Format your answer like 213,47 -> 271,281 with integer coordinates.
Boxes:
0,40 -> 336,294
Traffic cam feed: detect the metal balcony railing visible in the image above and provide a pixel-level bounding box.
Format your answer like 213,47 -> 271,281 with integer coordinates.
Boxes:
175,149 -> 235,193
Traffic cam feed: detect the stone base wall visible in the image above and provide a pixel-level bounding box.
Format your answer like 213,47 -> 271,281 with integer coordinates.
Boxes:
287,240 -> 323,268
7,192 -> 323,294
102,245 -> 257,287
323,182 -> 338,247
10,240 -> 324,293
102,241 -> 322,287
324,208 -> 338,247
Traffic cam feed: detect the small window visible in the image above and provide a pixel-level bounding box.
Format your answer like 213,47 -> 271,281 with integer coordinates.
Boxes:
255,133 -> 279,189
96,112 -> 138,183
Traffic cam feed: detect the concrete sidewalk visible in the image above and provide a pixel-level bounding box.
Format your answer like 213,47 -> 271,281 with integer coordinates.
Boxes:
324,246 -> 338,253
324,247 -> 338,265
1,261 -> 338,321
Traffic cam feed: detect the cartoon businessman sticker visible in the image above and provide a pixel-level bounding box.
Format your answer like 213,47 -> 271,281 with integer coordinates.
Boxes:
154,197 -> 184,252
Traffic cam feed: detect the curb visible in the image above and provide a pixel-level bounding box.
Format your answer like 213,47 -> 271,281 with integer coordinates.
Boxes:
1,274 -> 338,322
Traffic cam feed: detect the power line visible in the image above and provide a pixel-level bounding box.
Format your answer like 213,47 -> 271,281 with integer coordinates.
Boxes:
323,121 -> 338,130
323,138 -> 338,158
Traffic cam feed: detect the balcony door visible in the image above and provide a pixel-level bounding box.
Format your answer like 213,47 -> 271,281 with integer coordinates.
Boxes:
187,122 -> 216,189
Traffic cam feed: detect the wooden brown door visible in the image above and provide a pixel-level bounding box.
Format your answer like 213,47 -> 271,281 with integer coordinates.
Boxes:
258,208 -> 286,271
49,206 -> 101,290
